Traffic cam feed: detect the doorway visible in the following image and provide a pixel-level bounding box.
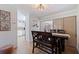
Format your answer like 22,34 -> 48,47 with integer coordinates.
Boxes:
17,11 -> 27,53
17,15 -> 26,40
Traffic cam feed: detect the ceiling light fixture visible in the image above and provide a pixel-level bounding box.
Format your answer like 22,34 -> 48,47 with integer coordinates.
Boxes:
34,4 -> 47,11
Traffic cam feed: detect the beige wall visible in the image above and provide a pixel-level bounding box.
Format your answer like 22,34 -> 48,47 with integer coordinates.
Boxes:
53,16 -> 76,48
77,5 -> 79,52
64,16 -> 76,48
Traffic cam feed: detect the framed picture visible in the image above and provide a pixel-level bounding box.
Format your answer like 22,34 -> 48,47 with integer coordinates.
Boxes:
0,10 -> 11,31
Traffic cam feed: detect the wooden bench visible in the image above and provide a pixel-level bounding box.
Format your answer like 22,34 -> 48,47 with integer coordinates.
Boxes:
31,31 -> 57,54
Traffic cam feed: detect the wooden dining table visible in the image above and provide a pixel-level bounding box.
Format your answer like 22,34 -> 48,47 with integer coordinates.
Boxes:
52,33 -> 70,53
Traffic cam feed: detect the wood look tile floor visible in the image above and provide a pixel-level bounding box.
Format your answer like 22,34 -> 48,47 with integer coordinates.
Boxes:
15,39 -> 78,54
63,46 -> 78,54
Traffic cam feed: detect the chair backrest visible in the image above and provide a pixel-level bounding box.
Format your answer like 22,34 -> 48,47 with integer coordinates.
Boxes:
31,31 -> 53,44
57,30 -> 65,34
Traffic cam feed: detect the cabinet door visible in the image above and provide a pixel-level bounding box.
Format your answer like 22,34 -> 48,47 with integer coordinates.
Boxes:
53,18 -> 64,29
64,16 -> 76,48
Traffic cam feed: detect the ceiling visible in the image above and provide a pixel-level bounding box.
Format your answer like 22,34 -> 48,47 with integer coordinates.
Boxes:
0,4 -> 77,18
16,4 -> 77,18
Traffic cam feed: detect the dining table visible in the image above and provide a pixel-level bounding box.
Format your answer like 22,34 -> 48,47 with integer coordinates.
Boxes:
52,33 -> 70,53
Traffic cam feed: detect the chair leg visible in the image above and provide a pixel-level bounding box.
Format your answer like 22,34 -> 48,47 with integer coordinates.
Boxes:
32,46 -> 34,53
52,49 -> 54,54
58,39 -> 62,54
54,47 -> 57,54
32,42 -> 35,53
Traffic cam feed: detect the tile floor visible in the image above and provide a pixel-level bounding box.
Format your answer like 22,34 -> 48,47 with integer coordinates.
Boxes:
15,38 -> 78,54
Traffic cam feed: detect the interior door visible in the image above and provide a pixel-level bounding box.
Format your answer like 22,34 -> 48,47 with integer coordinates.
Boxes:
64,16 -> 76,48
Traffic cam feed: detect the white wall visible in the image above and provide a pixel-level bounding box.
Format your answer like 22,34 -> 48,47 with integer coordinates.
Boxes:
30,17 -> 40,31
77,5 -> 79,53
0,5 -> 17,47
25,13 -> 30,41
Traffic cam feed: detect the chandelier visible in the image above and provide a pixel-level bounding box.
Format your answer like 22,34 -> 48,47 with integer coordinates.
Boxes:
33,4 -> 47,11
